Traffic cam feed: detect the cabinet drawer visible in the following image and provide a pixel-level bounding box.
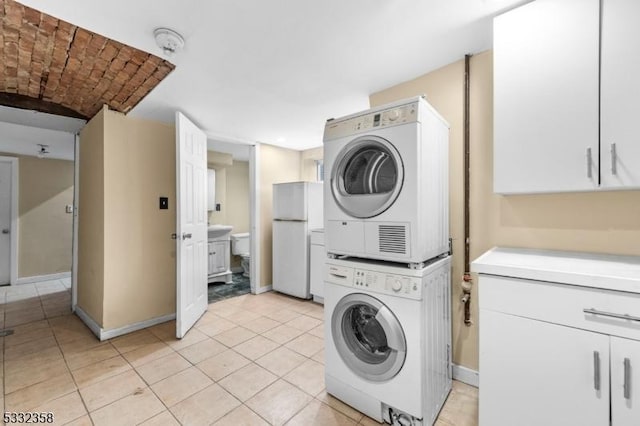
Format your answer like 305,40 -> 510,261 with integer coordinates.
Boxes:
479,275 -> 640,341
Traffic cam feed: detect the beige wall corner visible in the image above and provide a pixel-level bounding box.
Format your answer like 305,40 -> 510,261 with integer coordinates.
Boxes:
300,146 -> 323,182
101,110 -> 176,330
207,150 -> 233,166
77,107 -> 106,325
258,144 -> 302,287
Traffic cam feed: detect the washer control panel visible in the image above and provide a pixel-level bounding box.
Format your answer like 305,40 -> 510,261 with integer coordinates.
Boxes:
326,264 -> 422,300
324,101 -> 419,141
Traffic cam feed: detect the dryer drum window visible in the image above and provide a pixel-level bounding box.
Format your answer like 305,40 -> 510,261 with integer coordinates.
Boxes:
332,293 -> 407,382
331,136 -> 404,219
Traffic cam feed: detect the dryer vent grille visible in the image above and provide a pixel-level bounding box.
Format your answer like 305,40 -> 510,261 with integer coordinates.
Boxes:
378,225 -> 406,254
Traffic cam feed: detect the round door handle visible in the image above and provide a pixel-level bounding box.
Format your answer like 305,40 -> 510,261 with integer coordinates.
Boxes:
1,229 -> 9,234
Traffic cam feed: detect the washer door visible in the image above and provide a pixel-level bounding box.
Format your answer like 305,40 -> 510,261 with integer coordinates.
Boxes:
332,293 -> 406,382
331,135 -> 404,218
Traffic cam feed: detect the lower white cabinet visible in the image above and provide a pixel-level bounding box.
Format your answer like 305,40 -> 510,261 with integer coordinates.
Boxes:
473,247 -> 640,426
208,239 -> 231,284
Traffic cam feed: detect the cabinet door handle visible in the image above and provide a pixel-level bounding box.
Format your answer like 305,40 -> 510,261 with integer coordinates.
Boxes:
586,147 -> 593,179
594,351 -> 601,391
624,357 -> 631,400
583,308 -> 640,322
611,143 -> 617,175
593,351 -> 600,391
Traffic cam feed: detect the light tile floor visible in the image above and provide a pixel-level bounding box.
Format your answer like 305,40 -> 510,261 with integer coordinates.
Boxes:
0,287 -> 478,425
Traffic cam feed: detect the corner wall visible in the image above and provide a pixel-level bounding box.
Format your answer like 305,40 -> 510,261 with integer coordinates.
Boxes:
77,108 -> 105,325
102,110 -> 176,330
370,50 -> 640,371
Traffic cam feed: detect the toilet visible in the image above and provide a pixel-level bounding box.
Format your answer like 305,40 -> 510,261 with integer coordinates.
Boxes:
230,233 -> 251,277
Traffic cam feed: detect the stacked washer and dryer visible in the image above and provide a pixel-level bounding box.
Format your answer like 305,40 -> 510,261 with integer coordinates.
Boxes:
322,96 -> 452,426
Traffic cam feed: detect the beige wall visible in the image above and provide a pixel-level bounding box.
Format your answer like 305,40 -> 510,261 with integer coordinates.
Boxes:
0,153 -> 74,278
102,109 -> 176,330
78,109 -> 106,324
77,107 -> 176,330
207,166 -> 227,225
300,147 -> 323,182
258,144 -> 301,287
371,50 -> 640,371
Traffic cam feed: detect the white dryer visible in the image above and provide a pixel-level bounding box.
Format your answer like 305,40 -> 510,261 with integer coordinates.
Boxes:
323,96 -> 449,265
324,256 -> 452,426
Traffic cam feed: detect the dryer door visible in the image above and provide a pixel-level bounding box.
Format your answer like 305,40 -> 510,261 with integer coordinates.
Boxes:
332,293 -> 406,382
330,136 -> 404,218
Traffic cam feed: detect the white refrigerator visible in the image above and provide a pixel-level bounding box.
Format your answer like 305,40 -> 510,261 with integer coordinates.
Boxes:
272,182 -> 323,299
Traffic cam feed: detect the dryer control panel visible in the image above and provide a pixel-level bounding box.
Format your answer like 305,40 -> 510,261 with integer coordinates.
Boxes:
326,264 -> 422,300
324,101 -> 419,141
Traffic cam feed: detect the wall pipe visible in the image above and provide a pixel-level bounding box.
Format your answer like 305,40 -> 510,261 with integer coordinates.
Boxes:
462,53 -> 473,326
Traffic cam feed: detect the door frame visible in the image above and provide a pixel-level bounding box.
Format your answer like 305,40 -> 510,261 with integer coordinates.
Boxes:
0,156 -> 18,286
71,134 -> 79,310
249,143 -> 261,294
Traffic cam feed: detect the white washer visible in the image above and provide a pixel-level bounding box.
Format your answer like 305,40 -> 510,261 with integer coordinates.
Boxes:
324,255 -> 452,426
323,96 -> 449,265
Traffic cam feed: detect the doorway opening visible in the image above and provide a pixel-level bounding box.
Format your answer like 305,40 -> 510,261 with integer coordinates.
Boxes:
0,106 -> 85,329
205,140 -> 254,304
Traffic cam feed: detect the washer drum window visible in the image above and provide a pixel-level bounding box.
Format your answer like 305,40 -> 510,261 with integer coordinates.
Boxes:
331,136 -> 404,218
331,293 -> 407,382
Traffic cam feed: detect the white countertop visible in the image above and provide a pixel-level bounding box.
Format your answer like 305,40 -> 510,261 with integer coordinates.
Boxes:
471,247 -> 640,294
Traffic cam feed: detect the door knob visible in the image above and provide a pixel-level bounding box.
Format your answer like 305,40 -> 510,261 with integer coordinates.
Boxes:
182,233 -> 192,240
1,229 -> 9,234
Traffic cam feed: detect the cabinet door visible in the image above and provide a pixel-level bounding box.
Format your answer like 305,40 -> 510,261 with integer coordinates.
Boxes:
208,242 -> 215,275
600,0 -> 640,188
493,0 -> 600,194
211,241 -> 227,274
480,310 -> 610,426
611,337 -> 640,426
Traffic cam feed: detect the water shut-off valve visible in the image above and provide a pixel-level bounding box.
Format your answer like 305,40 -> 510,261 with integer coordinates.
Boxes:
461,273 -> 473,326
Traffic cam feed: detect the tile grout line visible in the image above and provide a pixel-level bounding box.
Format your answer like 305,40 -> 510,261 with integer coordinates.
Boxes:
46,314 -> 95,425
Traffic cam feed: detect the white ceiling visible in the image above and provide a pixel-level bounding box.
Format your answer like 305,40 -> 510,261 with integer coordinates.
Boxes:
0,121 -> 75,161
17,0 -> 529,151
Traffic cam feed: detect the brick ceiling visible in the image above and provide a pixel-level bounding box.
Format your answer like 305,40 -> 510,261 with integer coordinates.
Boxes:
0,0 -> 175,119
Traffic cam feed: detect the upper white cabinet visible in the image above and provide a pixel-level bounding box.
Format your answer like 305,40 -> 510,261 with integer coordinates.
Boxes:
494,0 -> 640,194
494,0 -> 599,194
600,0 -> 640,188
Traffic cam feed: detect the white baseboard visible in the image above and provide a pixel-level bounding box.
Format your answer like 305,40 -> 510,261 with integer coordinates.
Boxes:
452,363 -> 479,388
255,285 -> 272,294
74,306 -> 102,339
75,306 -> 176,341
100,313 -> 176,341
312,295 -> 324,305
16,271 -> 71,285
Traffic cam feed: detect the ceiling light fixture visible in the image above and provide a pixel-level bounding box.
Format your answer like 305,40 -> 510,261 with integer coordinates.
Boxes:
37,144 -> 50,159
154,28 -> 185,57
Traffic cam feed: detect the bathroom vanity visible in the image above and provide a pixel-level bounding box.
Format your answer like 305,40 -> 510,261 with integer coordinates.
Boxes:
208,225 -> 232,284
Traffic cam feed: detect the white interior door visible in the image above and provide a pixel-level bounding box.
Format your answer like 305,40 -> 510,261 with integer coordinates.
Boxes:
0,159 -> 12,285
176,112 -> 208,339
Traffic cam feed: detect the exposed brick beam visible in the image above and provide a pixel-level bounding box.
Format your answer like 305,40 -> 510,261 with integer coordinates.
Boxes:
1,0 -> 175,119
